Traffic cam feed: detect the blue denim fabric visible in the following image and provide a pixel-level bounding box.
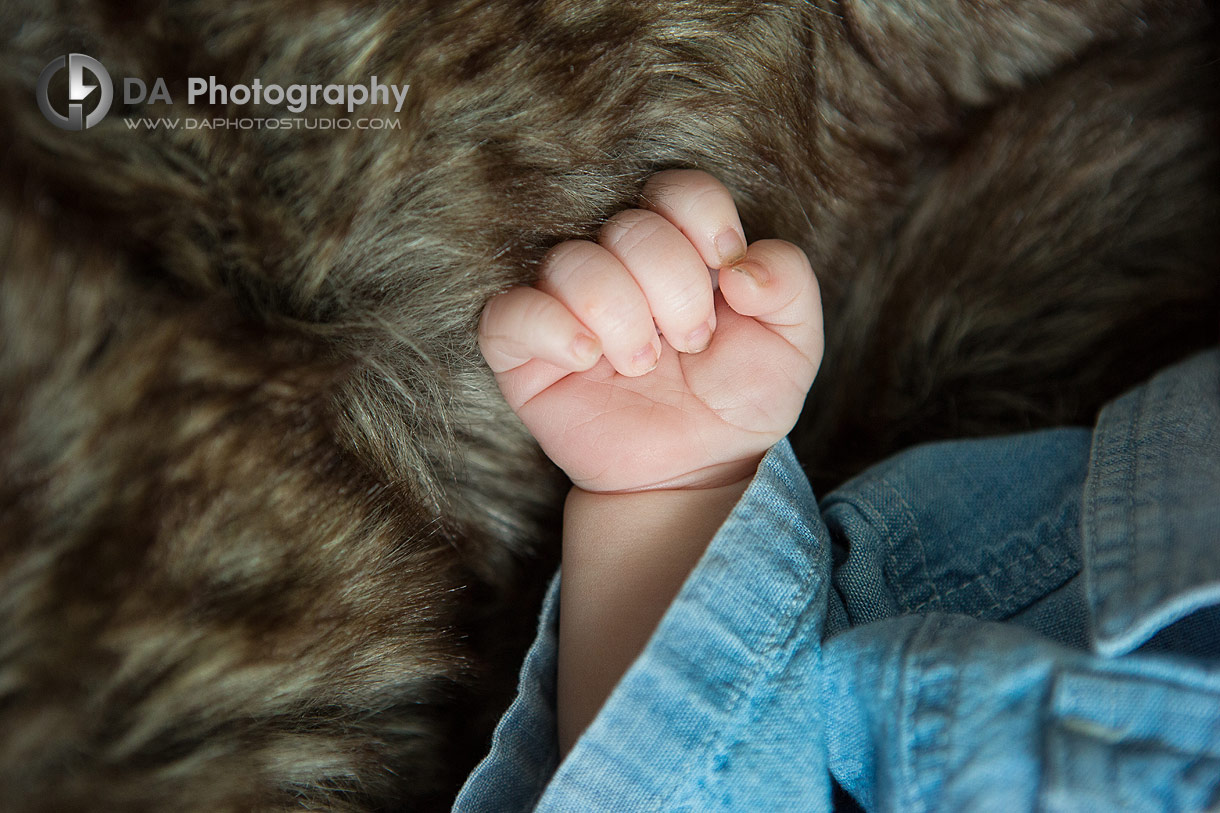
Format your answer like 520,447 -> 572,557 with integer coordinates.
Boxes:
455,349 -> 1220,811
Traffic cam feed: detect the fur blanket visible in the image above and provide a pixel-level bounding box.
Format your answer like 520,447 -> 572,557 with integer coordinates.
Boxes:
1,1 -> 1216,809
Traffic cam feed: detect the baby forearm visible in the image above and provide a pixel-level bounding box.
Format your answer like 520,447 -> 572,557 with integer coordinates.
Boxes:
476,169 -> 821,757
556,472 -> 754,755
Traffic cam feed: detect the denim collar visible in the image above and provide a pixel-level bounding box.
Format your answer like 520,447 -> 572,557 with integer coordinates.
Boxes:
1083,349 -> 1220,657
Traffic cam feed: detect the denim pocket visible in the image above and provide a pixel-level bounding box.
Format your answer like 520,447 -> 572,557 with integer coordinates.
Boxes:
824,429 -> 1090,628
1041,668 -> 1220,811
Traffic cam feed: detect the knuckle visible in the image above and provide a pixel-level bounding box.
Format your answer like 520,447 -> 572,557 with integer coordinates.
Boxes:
584,295 -> 642,333
519,293 -> 558,329
540,240 -> 600,287
655,171 -> 732,222
663,282 -> 711,322
683,176 -> 729,214
600,209 -> 667,258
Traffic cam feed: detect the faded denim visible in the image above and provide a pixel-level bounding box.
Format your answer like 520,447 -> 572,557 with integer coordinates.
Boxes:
455,349 -> 1220,811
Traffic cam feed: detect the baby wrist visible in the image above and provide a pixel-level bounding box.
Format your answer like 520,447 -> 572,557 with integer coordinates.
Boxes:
571,453 -> 765,495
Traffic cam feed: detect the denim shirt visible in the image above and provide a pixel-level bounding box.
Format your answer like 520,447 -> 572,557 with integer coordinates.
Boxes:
454,349 -> 1220,812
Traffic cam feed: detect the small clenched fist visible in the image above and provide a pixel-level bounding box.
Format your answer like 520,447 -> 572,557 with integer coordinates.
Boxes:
479,170 -> 823,494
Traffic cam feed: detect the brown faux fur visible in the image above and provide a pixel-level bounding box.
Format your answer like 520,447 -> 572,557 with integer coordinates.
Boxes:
1,0 -> 1216,809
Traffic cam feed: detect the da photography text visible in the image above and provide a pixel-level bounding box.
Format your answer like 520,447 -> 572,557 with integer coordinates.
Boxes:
37,52 -> 410,131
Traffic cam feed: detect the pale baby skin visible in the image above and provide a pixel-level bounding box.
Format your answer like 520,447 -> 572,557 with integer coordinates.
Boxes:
478,170 -> 823,754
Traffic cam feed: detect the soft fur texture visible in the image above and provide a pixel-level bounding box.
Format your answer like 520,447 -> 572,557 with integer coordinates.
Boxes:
1,0 -> 1216,809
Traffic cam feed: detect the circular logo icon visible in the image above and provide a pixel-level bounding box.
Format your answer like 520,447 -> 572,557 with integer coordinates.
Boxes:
37,54 -> 113,130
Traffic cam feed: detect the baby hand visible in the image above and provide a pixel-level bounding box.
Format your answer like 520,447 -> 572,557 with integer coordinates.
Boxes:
479,170 -> 823,493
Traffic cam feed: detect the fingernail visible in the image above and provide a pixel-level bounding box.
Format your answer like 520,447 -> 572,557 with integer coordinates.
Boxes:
631,342 -> 659,375
684,320 -> 713,353
572,333 -> 600,366
731,260 -> 769,286
714,228 -> 747,267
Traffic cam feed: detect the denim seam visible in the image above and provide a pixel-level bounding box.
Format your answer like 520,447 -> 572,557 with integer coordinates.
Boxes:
898,616 -> 957,813
827,485 -> 941,613
577,497 -> 793,810
1095,382 -> 1143,646
1083,406 -> 1104,645
1084,384 -> 1135,647
1090,352 -> 1220,655
901,636 -> 924,813
662,491 -> 824,809
1044,667 -> 1220,807
525,583 -> 562,812
880,476 -> 942,611
694,591 -> 825,810
1125,381 -> 1146,602
666,552 -> 819,809
905,539 -> 1072,615
898,616 -> 930,813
